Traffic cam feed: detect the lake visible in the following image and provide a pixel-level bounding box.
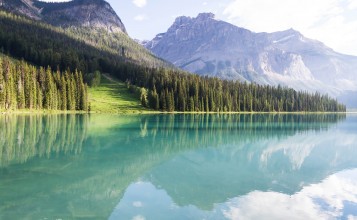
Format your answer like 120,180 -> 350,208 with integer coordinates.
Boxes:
0,113 -> 357,219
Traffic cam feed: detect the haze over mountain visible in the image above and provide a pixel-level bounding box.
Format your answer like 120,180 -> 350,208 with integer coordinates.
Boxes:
0,0 -> 126,33
146,13 -> 357,107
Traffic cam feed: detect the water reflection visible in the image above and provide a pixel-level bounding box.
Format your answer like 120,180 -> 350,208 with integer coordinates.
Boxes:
0,114 -> 88,167
113,169 -> 357,220
222,169 -> 357,220
0,113 -> 355,219
0,114 -> 346,168
144,118 -> 357,210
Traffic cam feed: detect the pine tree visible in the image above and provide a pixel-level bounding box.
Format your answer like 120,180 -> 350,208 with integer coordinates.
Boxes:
74,70 -> 80,110
60,74 -> 67,110
52,83 -> 58,110
23,62 -> 32,109
0,58 -> 5,109
65,71 -> 73,110
165,89 -> 172,112
36,81 -> 43,109
44,67 -> 53,109
17,65 -> 25,109
140,87 -> 148,107
78,72 -> 87,111
0,57 -> 88,112
70,73 -> 76,110
83,84 -> 88,111
160,90 -> 166,111
189,97 -> 195,112
4,59 -> 14,110
31,67 -> 37,110
39,67 -> 46,95
149,85 -> 159,110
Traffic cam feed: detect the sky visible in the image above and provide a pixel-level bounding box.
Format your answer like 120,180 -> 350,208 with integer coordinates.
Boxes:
41,0 -> 357,56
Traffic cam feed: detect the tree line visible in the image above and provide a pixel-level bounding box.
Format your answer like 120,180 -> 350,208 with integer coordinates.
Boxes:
0,57 -> 88,111
0,10 -> 346,112
122,66 -> 346,112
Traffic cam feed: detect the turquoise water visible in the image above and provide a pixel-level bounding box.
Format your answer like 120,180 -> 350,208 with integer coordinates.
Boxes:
0,114 -> 357,219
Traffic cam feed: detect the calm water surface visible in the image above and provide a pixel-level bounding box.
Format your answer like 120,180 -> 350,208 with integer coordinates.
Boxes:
0,114 -> 357,219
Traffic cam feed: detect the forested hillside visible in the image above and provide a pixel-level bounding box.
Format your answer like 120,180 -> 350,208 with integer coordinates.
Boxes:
122,68 -> 346,112
0,56 -> 88,111
0,11 -> 169,74
0,11 -> 346,112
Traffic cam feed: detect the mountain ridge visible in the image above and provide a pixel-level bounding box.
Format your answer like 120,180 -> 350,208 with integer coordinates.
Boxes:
0,0 -> 173,69
0,0 -> 127,33
145,13 -> 357,106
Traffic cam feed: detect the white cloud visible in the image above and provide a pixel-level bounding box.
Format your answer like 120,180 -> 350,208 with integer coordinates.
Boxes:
134,14 -> 148,22
132,215 -> 146,220
133,201 -> 143,207
348,0 -> 357,10
223,0 -> 357,55
223,0 -> 341,31
223,169 -> 357,220
132,0 -> 147,8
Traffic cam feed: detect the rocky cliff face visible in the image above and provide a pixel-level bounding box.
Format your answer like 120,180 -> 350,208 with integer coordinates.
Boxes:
0,0 -> 127,33
0,0 -> 42,20
146,13 -> 357,105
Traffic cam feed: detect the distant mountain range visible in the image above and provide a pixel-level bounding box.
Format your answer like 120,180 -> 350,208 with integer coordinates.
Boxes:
145,13 -> 357,107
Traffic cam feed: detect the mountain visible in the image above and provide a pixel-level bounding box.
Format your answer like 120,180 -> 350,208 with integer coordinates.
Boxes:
0,3 -> 346,113
0,0 -> 126,33
0,0 -> 170,69
146,13 -> 357,106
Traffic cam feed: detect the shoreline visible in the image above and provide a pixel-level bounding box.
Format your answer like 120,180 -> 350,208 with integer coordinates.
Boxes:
0,110 -> 353,115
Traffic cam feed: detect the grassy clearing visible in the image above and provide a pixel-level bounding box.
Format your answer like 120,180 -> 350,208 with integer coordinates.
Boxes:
88,75 -> 153,113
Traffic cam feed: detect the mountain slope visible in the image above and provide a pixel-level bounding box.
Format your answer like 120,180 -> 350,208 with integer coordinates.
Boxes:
146,13 -> 357,106
0,5 -> 346,113
0,1 -> 170,69
0,0 -> 126,33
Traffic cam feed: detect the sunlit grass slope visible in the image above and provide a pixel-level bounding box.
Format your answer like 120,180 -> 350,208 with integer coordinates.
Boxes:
88,75 -> 151,113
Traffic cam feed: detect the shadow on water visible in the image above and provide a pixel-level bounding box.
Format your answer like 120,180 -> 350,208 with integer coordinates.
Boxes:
0,113 -> 353,219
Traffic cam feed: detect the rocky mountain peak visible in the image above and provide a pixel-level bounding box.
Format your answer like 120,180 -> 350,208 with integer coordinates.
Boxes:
278,28 -> 302,38
173,12 -> 215,25
168,12 -> 236,40
174,15 -> 191,25
146,13 -> 357,106
284,28 -> 298,33
196,12 -> 215,20
0,0 -> 127,33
